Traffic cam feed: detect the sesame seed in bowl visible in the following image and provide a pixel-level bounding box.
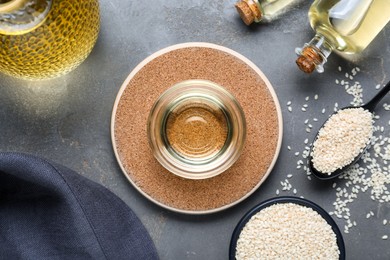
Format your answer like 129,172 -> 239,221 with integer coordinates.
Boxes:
230,196 -> 345,260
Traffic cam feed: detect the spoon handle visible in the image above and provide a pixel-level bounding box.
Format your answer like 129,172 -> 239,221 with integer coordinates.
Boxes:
363,80 -> 390,112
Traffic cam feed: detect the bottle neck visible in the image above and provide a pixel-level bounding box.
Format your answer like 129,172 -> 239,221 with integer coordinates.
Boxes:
295,34 -> 334,74
0,0 -> 52,35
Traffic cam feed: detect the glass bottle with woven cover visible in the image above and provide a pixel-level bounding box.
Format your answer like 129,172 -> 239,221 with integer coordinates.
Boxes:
0,0 -> 100,80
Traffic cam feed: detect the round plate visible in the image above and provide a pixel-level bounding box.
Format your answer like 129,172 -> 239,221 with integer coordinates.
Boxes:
229,196 -> 346,259
111,42 -> 283,214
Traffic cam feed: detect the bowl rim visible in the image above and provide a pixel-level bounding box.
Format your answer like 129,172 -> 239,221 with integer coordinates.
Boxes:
229,196 -> 346,260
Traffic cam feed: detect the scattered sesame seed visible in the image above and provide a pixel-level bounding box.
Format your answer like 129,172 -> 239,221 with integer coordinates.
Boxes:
290,67 -> 390,240
302,107 -> 307,112
288,106 -> 292,112
305,96 -> 310,101
287,101 -> 292,106
382,235 -> 388,240
376,84 -> 381,90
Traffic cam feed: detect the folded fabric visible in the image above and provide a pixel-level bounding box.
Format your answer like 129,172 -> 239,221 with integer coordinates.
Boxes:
0,152 -> 159,260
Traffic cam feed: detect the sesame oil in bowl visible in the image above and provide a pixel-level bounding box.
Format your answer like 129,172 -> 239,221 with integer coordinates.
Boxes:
147,80 -> 247,180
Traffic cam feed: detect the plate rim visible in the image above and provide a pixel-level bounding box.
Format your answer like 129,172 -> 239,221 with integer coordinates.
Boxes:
110,42 -> 284,214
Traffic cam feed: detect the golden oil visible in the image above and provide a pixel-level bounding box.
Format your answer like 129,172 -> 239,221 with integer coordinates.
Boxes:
296,0 -> 390,73
0,0 -> 100,79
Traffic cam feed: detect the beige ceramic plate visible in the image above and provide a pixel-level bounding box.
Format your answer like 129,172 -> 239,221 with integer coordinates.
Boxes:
111,42 -> 283,214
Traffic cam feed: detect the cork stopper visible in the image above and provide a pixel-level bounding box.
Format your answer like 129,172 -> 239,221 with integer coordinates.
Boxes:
235,0 -> 262,25
296,46 -> 323,74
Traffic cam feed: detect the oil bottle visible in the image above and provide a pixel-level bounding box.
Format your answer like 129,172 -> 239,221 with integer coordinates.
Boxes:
235,0 -> 301,25
0,0 -> 100,80
296,0 -> 390,74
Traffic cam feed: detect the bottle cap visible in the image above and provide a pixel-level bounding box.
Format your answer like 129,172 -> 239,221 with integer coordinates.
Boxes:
235,0 -> 262,25
295,46 -> 324,74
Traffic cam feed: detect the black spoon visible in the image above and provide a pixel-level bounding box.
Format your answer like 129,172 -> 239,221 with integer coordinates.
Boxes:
309,80 -> 390,180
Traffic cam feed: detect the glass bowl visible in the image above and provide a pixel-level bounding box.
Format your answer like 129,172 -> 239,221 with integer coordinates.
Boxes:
147,79 -> 246,180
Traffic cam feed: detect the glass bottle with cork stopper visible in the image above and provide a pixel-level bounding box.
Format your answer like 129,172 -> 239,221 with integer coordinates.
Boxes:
235,0 -> 301,25
296,0 -> 390,74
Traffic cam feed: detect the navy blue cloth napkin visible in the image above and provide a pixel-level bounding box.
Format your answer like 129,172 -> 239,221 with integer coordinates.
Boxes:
0,152 -> 159,260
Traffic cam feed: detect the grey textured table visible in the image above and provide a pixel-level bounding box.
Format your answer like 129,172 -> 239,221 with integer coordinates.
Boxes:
1,1 -> 390,259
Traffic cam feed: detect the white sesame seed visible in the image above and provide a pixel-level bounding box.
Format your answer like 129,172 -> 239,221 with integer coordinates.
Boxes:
288,106 -> 292,112
382,235 -> 388,240
235,203 -> 340,259
312,108 -> 373,174
314,94 -> 319,100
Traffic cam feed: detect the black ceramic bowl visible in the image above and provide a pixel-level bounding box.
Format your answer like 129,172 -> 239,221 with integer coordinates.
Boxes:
229,196 -> 345,260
